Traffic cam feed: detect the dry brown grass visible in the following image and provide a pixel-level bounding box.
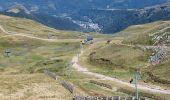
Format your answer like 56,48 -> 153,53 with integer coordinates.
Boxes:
0,73 -> 72,100
0,15 -> 12,20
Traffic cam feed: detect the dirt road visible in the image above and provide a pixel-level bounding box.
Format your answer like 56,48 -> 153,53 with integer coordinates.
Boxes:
0,25 -> 81,43
72,42 -> 170,94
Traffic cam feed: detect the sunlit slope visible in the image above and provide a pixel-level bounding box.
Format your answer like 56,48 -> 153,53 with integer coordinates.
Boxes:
0,31 -> 79,99
0,15 -> 81,100
81,21 -> 170,87
80,43 -> 152,80
116,21 -> 170,85
0,35 -> 80,73
0,14 -> 84,39
0,14 -> 118,99
0,74 -> 72,100
116,21 -> 170,45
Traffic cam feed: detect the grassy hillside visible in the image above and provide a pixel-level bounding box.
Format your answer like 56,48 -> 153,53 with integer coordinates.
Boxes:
0,34 -> 79,99
116,21 -> 170,85
0,37 -> 131,99
80,43 -> 152,80
0,36 -> 80,73
148,57 -> 170,84
0,15 -> 84,39
0,15 -> 79,99
0,14 -> 111,39
116,21 -> 170,45
80,21 -> 170,89
0,14 -> 169,99
153,58 -> 170,79
0,15 -> 129,99
0,74 -> 72,100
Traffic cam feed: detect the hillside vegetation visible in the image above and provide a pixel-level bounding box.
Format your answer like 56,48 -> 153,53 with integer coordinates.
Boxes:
0,14 -> 169,100
0,32 -> 80,99
1,1 -> 170,33
117,21 -> 170,45
0,15 -> 127,99
80,43 -> 152,80
81,21 -> 170,88
0,15 -> 110,39
0,15 -> 81,99
0,15 -> 84,39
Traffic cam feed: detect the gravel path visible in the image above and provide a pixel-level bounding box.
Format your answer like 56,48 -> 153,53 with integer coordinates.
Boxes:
72,43 -> 170,94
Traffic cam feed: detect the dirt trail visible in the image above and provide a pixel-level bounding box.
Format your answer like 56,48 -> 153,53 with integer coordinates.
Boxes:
0,25 -> 81,43
1,25 -> 170,94
72,41 -> 170,95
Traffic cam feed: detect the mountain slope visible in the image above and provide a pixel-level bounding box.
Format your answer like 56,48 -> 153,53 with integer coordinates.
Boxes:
0,15 -> 135,99
0,15 -> 81,100
81,20 -> 170,87
0,0 -> 168,13
71,3 -> 170,33
1,1 -> 170,34
0,14 -> 84,39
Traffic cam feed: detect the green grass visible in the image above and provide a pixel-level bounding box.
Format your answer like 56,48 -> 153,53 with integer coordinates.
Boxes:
0,15 -> 111,39
0,35 -> 80,74
80,43 -> 151,80
90,44 -> 148,68
0,14 -> 169,99
111,21 -> 170,86
79,42 -> 169,99
62,70 -> 130,96
0,74 -> 73,100
0,14 -> 118,99
115,21 -> 170,45
0,15 -> 84,39
0,32 -> 79,99
152,57 -> 170,81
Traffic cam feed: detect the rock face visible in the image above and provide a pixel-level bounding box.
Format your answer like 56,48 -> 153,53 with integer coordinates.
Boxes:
1,0 -> 170,33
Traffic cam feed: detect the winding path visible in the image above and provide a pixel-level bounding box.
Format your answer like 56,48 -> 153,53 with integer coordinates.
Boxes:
71,42 -> 170,95
0,25 -> 81,43
1,25 -> 170,94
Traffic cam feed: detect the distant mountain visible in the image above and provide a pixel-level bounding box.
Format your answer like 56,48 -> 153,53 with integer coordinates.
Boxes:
2,4 -> 82,31
0,0 -> 168,13
71,3 -> 170,33
0,0 -> 170,33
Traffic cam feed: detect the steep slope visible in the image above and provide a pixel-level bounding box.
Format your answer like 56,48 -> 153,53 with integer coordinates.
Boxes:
1,1 -> 170,33
1,4 -> 82,32
0,14 -> 83,39
0,15 -> 124,99
0,14 -> 170,99
120,21 -> 170,45
72,3 -> 170,33
118,21 -> 170,83
0,0 -> 168,13
79,21 -> 170,90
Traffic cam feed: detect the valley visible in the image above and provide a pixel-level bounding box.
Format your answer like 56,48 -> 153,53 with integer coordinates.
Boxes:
0,14 -> 170,100
1,0 -> 170,34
